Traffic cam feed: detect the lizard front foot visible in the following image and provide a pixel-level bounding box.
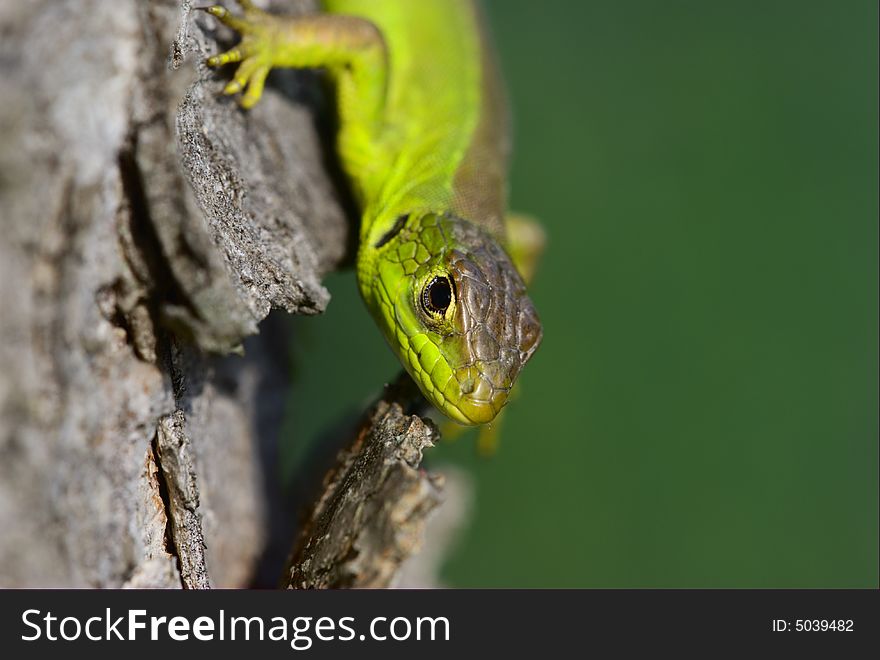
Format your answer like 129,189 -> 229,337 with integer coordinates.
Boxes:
200,1 -> 278,108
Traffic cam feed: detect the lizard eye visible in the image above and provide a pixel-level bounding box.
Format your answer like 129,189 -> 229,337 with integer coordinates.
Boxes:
421,276 -> 454,317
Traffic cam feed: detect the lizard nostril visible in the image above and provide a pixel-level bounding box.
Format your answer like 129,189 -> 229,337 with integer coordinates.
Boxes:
519,307 -> 543,361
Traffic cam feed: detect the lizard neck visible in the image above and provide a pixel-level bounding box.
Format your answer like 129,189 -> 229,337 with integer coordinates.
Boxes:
326,0 -> 508,249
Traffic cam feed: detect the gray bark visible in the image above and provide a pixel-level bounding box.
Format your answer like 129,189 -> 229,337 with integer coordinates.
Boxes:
0,0 -> 442,588
286,377 -> 444,589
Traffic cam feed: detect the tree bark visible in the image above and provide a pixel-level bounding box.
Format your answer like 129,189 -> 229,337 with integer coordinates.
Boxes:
285,376 -> 444,589
0,0 -> 443,588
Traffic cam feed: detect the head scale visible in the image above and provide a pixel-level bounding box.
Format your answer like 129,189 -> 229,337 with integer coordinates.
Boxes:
366,211 -> 542,425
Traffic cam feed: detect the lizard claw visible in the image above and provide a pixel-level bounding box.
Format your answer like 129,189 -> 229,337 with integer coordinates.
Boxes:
206,46 -> 244,67
199,5 -> 249,32
200,2 -> 274,108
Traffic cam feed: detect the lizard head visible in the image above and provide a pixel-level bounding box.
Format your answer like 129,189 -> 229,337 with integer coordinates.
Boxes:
364,211 -> 542,425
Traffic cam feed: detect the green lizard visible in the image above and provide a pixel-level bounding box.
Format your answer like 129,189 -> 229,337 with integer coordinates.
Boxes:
202,0 -> 543,426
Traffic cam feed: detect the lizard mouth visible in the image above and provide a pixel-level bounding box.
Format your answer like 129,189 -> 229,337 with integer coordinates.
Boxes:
448,368 -> 510,425
446,339 -> 537,426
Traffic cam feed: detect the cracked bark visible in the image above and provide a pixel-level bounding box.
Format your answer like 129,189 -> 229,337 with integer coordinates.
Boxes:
285,376 -> 444,589
0,0 -> 443,588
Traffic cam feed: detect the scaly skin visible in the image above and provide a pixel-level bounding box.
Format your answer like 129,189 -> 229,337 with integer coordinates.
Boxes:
203,0 -> 542,425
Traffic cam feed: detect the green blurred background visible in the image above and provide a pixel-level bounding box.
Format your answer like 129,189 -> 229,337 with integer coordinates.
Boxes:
282,0 -> 878,587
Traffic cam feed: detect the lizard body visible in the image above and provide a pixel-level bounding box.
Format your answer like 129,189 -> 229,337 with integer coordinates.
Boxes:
204,0 -> 542,425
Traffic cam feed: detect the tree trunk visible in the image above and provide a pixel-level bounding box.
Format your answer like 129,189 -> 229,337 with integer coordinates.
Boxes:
0,0 -> 442,589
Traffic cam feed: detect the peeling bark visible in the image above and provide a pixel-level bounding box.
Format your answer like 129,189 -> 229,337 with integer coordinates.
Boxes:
155,409 -> 211,589
0,0 -> 445,589
286,377 -> 445,589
